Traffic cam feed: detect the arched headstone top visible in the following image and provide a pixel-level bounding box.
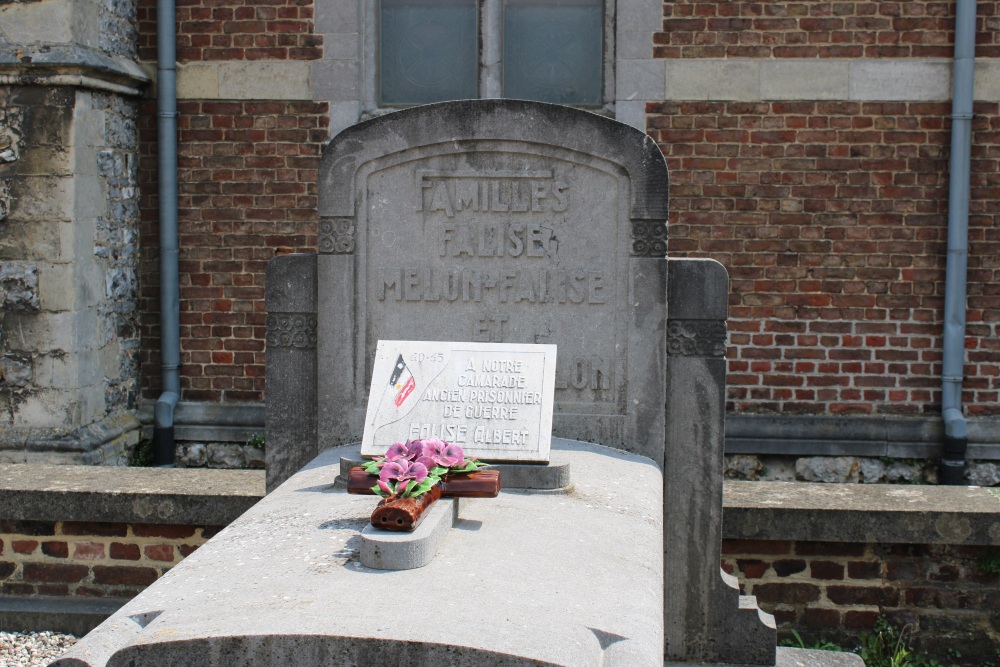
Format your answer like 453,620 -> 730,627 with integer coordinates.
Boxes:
319,99 -> 669,225
314,99 -> 669,461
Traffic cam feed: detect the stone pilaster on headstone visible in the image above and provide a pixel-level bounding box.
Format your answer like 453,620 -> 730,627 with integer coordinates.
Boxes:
264,254 -> 318,491
664,257 -> 777,665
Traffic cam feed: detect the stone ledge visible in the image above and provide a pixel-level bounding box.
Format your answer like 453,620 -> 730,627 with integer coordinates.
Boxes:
0,465 -> 264,526
0,45 -> 149,96
723,481 -> 1000,546
3,464 -> 1000,546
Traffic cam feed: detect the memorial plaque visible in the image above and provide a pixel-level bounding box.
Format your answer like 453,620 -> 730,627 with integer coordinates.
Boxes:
360,340 -> 556,462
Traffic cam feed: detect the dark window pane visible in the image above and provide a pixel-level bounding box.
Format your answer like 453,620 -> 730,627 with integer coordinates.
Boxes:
379,0 -> 478,105
502,0 -> 603,105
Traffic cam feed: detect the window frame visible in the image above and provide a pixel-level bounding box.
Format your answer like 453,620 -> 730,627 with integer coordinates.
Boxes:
362,0 -> 616,115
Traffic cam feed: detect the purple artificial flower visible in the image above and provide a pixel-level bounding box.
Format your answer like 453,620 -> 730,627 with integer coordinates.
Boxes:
378,459 -> 428,485
385,440 -> 418,462
437,443 -> 466,468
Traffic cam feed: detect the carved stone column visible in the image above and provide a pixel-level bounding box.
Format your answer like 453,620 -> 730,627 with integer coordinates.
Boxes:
664,257 -> 776,665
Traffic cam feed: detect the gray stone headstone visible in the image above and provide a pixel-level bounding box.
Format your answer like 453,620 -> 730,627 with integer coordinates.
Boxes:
263,100 -> 777,665
268,99 -> 669,487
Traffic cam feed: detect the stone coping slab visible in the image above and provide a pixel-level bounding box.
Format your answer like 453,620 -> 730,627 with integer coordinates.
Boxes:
3,463 -> 1000,546
53,439 -> 664,667
0,464 -> 264,526
723,481 -> 1000,545
664,647 -> 864,667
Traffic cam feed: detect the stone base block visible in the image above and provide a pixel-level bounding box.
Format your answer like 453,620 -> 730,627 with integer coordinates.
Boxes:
359,497 -> 459,570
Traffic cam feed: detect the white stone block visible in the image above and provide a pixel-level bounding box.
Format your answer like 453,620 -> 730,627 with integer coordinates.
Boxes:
665,60 -> 760,101
218,62 -> 312,100
760,60 -> 849,100
850,60 -> 951,101
618,59 -> 665,101
975,60 -> 1000,102
176,64 -> 220,99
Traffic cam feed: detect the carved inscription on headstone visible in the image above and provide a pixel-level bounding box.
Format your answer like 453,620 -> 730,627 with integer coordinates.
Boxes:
361,340 -> 556,461
355,149 -> 628,427
315,101 -> 668,455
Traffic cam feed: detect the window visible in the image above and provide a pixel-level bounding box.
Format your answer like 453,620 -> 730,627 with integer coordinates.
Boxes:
377,0 -> 606,107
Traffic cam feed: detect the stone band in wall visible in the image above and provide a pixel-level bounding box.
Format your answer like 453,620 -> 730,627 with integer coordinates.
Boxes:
667,320 -> 728,358
265,314 -> 318,349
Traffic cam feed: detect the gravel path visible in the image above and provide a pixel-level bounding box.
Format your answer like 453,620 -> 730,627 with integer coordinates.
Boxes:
0,631 -> 76,666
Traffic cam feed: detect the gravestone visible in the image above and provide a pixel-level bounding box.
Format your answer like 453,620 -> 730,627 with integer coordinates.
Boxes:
57,101 -> 794,666
267,99 -> 670,489
265,100 -> 775,664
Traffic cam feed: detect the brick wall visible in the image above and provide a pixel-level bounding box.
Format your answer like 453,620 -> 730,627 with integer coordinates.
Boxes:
0,520 -> 220,600
136,0 -> 322,62
137,100 -> 328,400
648,100 -> 1000,417
723,538 -> 1000,664
655,1 -> 1000,59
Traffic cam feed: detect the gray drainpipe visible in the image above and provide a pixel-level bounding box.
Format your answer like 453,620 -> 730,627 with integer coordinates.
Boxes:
153,0 -> 180,466
940,0 -> 977,485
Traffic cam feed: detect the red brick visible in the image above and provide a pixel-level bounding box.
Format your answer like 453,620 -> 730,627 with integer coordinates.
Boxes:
132,524 -> 197,539
751,582 -> 822,605
810,560 -> 845,580
22,562 -> 88,583
803,607 -> 841,628
41,541 -> 69,558
12,540 -> 38,555
771,559 -> 807,577
110,543 -> 142,561
92,566 -> 159,586
826,585 -> 899,606
72,542 -> 106,560
144,545 -> 176,562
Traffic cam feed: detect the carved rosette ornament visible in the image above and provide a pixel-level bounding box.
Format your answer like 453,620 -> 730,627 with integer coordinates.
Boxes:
318,217 -> 355,254
266,314 -> 318,349
630,220 -> 667,257
667,320 -> 727,358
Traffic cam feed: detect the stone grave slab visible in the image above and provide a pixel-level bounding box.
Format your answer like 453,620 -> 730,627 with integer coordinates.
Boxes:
53,440 -> 664,667
360,340 -> 556,461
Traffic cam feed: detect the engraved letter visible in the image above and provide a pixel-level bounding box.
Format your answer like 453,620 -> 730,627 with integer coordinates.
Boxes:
378,268 -> 402,301
439,223 -> 457,256
430,181 -> 454,217
553,181 -> 569,212
455,180 -> 479,212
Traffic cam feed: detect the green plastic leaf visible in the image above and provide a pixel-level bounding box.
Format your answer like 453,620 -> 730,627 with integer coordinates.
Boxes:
370,483 -> 386,497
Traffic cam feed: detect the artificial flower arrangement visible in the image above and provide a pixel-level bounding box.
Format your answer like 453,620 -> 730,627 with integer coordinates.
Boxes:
348,438 -> 500,531
362,438 -> 489,498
